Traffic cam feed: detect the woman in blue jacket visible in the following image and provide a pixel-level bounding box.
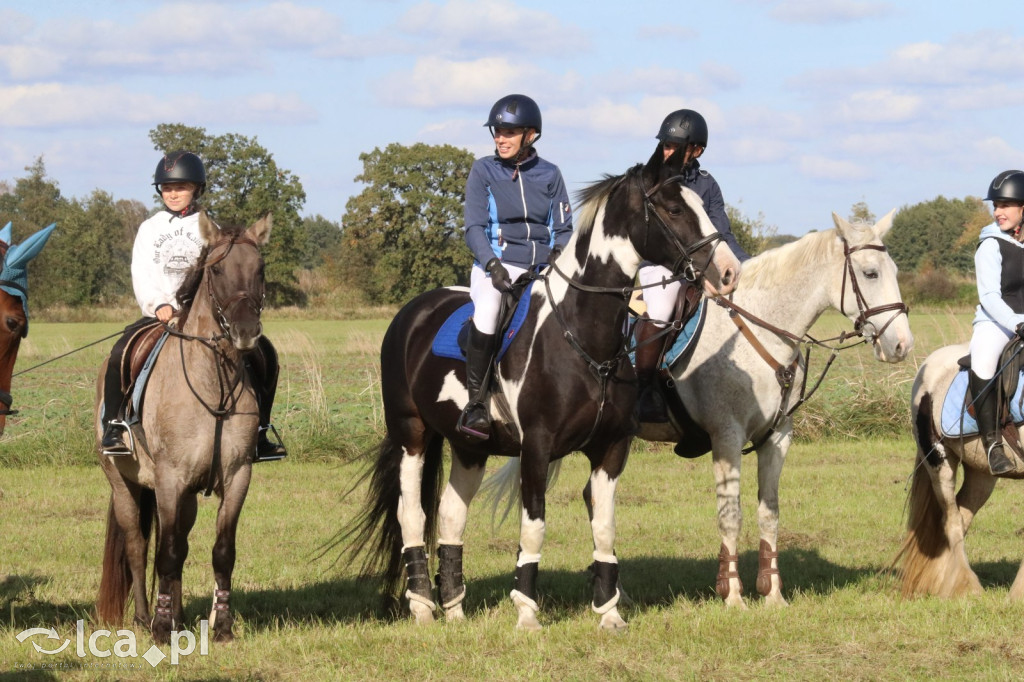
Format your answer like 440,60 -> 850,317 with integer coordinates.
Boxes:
969,169 -> 1024,475
458,94 -> 573,440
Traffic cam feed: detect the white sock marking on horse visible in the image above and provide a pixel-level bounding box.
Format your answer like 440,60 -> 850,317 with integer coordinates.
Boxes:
438,461 -> 484,545
398,449 -> 427,549
589,469 -> 618,564
518,509 -> 545,564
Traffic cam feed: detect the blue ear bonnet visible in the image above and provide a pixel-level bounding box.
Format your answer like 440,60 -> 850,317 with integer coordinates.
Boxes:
0,222 -> 56,336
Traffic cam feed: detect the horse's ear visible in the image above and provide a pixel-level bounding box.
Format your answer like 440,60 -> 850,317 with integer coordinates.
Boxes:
831,211 -> 851,240
198,210 -> 220,244
641,145 -> 666,187
247,213 -> 273,246
874,209 -> 897,240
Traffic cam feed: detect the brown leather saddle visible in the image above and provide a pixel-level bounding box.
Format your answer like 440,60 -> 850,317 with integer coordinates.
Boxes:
119,321 -> 166,413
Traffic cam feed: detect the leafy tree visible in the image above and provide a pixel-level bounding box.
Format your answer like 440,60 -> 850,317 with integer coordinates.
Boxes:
887,196 -> 989,274
726,203 -> 777,257
848,200 -> 875,224
301,214 -> 342,269
340,143 -> 475,304
148,124 -> 308,304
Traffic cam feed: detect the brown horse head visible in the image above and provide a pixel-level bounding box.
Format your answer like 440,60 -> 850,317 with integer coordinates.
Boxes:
0,284 -> 26,436
176,212 -> 272,351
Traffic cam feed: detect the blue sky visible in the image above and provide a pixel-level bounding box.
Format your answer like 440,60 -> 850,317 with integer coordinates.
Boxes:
1,0 -> 1022,236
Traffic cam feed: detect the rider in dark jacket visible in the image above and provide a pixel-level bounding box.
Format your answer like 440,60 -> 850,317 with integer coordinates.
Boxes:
635,109 -> 747,423
458,94 -> 574,441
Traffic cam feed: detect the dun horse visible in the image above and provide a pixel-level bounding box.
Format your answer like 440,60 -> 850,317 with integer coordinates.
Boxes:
896,342 -> 1024,598
339,151 -> 740,630
0,221 -> 56,435
95,212 -> 271,644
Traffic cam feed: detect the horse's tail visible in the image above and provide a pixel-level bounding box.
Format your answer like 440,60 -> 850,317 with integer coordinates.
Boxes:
334,433 -> 445,598
893,404 -> 982,597
96,489 -> 155,624
480,459 -> 562,530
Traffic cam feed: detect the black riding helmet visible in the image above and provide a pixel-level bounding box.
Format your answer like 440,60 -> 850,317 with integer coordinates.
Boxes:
485,94 -> 543,145
153,151 -> 207,196
986,170 -> 1024,203
657,109 -> 709,149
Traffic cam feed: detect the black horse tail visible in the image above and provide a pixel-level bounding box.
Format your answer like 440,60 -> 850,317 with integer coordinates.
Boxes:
333,433 -> 445,599
96,488 -> 155,624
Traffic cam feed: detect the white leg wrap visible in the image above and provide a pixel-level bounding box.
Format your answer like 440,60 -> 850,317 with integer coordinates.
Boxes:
591,588 -> 621,615
406,589 -> 437,612
510,589 -> 539,613
441,586 -> 466,610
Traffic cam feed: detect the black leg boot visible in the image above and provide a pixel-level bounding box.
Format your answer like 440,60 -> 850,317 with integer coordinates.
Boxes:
634,319 -> 668,423
970,370 -> 1014,476
100,351 -> 130,456
457,325 -> 496,441
250,337 -> 286,462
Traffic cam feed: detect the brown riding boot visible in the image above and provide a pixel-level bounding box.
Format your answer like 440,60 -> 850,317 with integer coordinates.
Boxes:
634,319 -> 668,423
970,369 -> 1014,476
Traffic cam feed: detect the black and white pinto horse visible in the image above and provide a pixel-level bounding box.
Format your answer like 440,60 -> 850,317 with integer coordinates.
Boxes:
339,152 -> 740,630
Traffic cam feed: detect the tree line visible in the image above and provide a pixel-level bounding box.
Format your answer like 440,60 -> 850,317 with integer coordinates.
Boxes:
0,124 -> 991,311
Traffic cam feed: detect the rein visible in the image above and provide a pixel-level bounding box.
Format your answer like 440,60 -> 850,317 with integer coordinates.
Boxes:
713,236 -> 909,453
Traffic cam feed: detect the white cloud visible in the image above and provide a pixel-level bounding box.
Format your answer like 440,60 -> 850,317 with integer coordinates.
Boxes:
798,154 -> 871,181
837,89 -> 924,123
635,24 -> 699,42
770,0 -> 891,24
374,56 -> 582,109
0,83 -> 314,128
395,0 -> 589,57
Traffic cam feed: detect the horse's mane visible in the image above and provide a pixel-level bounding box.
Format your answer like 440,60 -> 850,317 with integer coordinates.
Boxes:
740,221 -> 876,288
174,221 -> 247,321
573,167 -> 637,235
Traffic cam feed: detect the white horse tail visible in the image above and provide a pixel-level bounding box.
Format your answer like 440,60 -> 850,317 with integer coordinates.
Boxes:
894,444 -> 982,598
480,459 -> 563,529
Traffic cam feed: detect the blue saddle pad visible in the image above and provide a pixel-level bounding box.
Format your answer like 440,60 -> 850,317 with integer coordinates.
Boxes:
629,297 -> 707,369
431,282 -> 535,362
940,368 -> 1024,437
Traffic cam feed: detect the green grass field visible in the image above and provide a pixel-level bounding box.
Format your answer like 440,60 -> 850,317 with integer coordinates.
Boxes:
3,310 -> 1023,681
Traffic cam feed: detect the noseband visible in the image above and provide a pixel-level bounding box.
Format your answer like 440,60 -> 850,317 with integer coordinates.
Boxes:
839,237 -> 909,344
202,235 -> 265,336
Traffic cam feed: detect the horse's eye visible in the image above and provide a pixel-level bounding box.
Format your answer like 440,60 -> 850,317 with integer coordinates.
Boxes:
211,264 -> 223,276
668,207 -> 683,217
5,316 -> 21,333
864,269 -> 879,280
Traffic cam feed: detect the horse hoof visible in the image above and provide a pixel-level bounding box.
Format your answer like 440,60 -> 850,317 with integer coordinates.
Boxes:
516,615 -> 542,632
410,601 -> 436,625
724,595 -> 748,610
444,605 -> 466,621
598,609 -> 628,631
762,592 -> 788,607
213,630 -> 234,643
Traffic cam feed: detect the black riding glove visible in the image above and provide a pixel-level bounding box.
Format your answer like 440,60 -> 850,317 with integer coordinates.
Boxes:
1016,322 -> 1024,342
550,244 -> 563,261
485,258 -> 513,292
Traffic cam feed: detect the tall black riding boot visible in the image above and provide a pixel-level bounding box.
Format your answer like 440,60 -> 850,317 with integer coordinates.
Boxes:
100,347 -> 131,456
249,337 -> 287,462
970,369 -> 1014,476
457,325 -> 496,441
634,319 -> 668,423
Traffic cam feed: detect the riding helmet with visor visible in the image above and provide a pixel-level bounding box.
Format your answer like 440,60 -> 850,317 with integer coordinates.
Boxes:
485,94 -> 542,144
986,170 -> 1024,203
153,151 -> 207,196
657,109 -> 709,149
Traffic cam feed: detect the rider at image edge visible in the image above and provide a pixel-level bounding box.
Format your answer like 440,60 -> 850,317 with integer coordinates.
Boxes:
457,93 -> 574,441
968,169 -> 1024,476
98,150 -> 287,462
634,109 -> 749,424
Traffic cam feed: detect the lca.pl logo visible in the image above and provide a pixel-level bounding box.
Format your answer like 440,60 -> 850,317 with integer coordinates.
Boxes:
15,620 -> 210,668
